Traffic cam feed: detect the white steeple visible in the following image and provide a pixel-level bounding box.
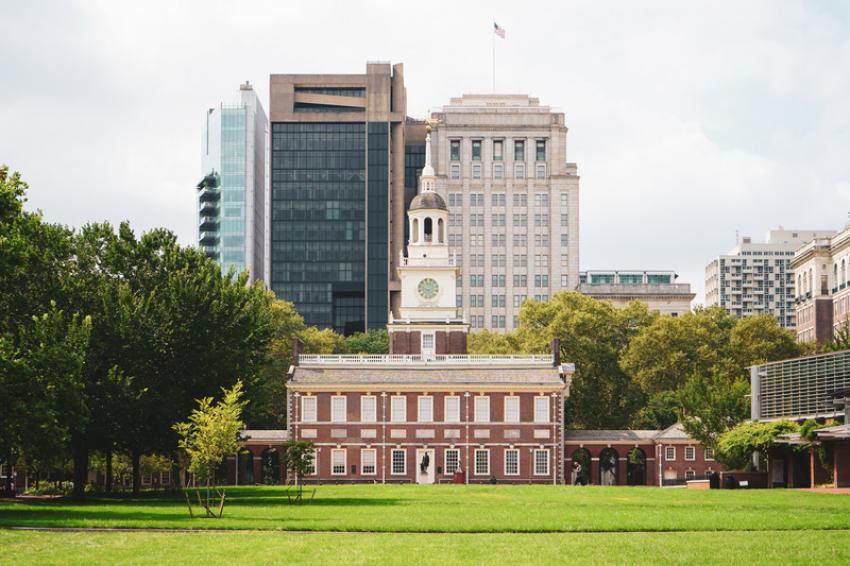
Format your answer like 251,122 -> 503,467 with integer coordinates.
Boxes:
421,132 -> 435,179
393,124 -> 461,323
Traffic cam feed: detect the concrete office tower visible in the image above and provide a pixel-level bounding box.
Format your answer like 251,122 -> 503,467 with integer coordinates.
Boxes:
269,62 -> 420,335
705,228 -> 835,328
578,270 -> 694,317
198,82 -> 268,285
429,95 -> 580,332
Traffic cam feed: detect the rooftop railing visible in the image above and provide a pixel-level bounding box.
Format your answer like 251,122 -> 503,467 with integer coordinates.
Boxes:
298,354 -> 554,366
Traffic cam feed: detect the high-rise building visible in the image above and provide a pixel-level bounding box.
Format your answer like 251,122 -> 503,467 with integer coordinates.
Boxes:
197,82 -> 268,284
429,95 -> 580,332
578,270 -> 694,316
705,228 -> 835,328
269,62 -> 418,335
792,225 -> 850,343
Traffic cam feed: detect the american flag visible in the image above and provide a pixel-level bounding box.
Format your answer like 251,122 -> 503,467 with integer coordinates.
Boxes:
494,22 -> 506,39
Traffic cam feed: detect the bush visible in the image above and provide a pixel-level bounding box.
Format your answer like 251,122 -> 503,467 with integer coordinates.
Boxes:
24,481 -> 74,496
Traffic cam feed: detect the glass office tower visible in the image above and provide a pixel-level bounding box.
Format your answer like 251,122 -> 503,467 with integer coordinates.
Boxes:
269,62 -> 414,334
198,82 -> 267,284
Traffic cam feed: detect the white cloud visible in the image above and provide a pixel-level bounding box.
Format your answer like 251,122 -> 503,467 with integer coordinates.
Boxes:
2,0 -> 849,306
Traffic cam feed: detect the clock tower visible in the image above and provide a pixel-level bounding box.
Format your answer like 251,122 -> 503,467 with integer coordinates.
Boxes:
388,126 -> 469,356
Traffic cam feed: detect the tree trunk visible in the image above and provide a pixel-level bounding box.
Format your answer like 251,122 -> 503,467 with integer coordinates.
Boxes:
105,448 -> 113,493
131,450 -> 141,496
72,433 -> 88,498
4,462 -> 13,497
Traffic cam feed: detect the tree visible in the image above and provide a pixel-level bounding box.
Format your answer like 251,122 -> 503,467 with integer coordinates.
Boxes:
729,315 -> 804,368
173,381 -> 246,518
515,293 -> 657,428
629,390 -> 680,430
245,300 -> 306,429
281,439 -> 315,502
300,327 -> 344,354
340,329 -> 389,354
716,420 -> 799,470
0,305 -> 91,496
621,307 -> 738,396
677,370 -> 751,449
468,329 -> 523,354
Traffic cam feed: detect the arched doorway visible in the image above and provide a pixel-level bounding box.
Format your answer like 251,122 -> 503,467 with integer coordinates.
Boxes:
262,449 -> 280,485
599,448 -> 618,486
237,450 -> 254,485
570,448 -> 591,485
627,447 -> 646,486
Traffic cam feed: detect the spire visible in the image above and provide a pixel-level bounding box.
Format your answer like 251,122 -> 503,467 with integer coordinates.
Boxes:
421,130 -> 435,183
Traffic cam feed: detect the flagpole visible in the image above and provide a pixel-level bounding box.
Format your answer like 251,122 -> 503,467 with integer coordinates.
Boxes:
492,23 -> 496,93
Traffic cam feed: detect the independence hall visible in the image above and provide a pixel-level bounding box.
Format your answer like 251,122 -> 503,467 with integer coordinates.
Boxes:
286,129 -> 574,484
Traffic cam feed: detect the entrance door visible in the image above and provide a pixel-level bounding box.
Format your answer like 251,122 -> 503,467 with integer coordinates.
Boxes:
416,449 -> 435,484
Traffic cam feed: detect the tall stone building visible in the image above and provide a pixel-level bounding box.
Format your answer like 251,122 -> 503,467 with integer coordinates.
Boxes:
792,226 -> 850,343
429,95 -> 580,332
197,82 -> 267,284
268,62 -> 423,334
705,228 -> 835,328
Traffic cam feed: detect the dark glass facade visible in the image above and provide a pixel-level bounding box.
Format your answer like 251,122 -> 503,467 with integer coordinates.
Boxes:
366,122 -> 389,330
271,122 -> 366,334
403,143 -> 426,252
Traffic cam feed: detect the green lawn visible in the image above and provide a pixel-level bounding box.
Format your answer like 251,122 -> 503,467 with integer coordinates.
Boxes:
1,484 -> 849,533
3,530 -> 850,565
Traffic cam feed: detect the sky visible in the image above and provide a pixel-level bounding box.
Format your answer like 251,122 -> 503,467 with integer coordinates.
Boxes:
3,0 -> 850,304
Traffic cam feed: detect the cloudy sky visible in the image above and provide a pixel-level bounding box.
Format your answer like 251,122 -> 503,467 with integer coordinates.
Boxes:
3,1 -> 850,303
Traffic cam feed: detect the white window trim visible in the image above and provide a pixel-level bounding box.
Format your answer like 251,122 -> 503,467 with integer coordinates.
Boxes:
534,396 -> 550,423
533,449 -> 550,476
444,396 -> 460,423
704,447 -> 715,461
665,446 -> 676,461
391,449 -> 406,475
391,395 -> 407,423
445,449 -> 461,475
361,448 -> 377,476
504,449 -> 520,476
331,448 -> 347,476
330,395 -> 347,423
360,395 -> 376,423
418,395 -> 434,423
685,446 -> 696,461
474,449 -> 490,476
474,396 -> 490,423
504,396 -> 520,423
306,450 -> 317,475
301,396 -> 317,423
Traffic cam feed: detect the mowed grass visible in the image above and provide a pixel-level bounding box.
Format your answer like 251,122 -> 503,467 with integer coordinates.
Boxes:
3,530 -> 850,566
1,484 -> 849,533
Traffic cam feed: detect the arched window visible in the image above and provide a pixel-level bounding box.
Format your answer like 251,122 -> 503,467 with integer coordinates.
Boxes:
842,259 -> 846,286
437,218 -> 444,243
424,217 -> 433,242
412,218 -> 419,243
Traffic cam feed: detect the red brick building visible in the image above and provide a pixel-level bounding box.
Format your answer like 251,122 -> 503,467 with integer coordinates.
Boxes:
564,425 -> 721,487
287,352 -> 571,484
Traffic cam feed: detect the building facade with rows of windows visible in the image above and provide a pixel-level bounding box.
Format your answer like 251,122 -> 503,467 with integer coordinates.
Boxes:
428,95 -> 580,332
705,229 -> 835,329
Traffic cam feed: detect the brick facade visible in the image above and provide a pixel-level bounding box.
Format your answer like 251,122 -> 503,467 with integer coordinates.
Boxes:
289,388 -> 565,484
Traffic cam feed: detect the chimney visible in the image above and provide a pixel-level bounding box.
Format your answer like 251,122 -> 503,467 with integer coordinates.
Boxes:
551,338 -> 561,367
292,337 -> 303,366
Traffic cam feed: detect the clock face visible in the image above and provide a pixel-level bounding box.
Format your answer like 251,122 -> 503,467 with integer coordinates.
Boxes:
417,277 -> 440,300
